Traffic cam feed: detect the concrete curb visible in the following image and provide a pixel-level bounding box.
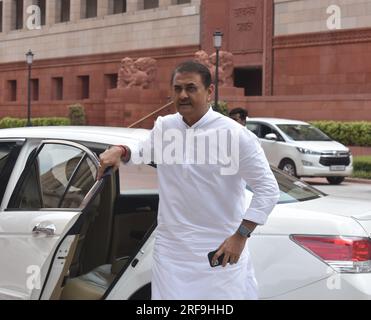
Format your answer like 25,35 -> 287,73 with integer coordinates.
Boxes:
345,177 -> 371,184
303,177 -> 371,185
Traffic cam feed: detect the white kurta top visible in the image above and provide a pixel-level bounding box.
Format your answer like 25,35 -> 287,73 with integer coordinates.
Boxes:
137,108 -> 279,300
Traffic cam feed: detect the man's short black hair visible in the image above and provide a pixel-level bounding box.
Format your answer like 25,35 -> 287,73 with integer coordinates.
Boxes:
229,107 -> 248,119
171,60 -> 212,88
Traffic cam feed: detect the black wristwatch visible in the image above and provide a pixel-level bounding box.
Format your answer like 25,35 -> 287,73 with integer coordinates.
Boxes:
237,224 -> 253,238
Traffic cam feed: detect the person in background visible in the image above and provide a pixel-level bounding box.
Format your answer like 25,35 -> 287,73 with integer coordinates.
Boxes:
229,107 -> 248,126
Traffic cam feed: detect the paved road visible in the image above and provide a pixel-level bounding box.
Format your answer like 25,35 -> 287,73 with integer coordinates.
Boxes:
303,178 -> 371,201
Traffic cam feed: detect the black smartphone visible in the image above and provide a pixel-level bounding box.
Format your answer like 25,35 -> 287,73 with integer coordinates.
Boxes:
207,250 -> 225,267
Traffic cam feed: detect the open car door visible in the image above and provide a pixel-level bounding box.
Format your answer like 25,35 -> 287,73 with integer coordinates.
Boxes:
0,140 -> 107,300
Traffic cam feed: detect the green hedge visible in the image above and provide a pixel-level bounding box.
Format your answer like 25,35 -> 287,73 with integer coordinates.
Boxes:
68,104 -> 86,125
352,171 -> 371,179
352,156 -> 371,179
310,121 -> 371,147
353,156 -> 371,172
0,117 -> 70,128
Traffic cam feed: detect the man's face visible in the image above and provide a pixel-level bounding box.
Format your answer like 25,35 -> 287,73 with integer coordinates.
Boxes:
172,72 -> 214,126
230,114 -> 246,126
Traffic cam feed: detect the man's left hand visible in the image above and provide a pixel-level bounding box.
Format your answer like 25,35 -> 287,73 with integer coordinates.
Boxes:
212,233 -> 247,267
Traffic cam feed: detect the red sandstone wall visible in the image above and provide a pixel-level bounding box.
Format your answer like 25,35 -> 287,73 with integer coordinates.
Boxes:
0,45 -> 198,127
201,0 -> 264,56
349,147 -> 371,157
273,28 -> 371,95
200,0 -> 270,68
1,16 -> 371,130
244,95 -> 371,121
221,93 -> 371,122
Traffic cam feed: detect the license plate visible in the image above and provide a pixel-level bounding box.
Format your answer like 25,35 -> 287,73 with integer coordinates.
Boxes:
330,165 -> 346,171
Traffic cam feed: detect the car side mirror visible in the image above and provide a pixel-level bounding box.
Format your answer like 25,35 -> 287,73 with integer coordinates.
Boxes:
265,133 -> 278,141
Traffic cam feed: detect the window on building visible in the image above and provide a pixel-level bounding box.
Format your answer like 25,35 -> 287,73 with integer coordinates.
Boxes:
36,0 -> 46,26
7,80 -> 17,101
56,0 -> 71,22
104,74 -> 118,96
111,0 -> 126,14
78,76 -> 90,99
52,77 -> 63,100
0,2 -> 3,33
234,67 -> 263,96
174,0 -> 191,4
13,0 -> 23,30
31,79 -> 39,101
82,0 -> 97,19
144,0 -> 159,10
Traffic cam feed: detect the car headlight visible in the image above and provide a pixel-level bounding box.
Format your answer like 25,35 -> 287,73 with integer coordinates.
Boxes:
296,147 -> 321,155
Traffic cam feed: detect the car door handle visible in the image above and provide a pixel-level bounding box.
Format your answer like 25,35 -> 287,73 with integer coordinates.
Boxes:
32,223 -> 56,236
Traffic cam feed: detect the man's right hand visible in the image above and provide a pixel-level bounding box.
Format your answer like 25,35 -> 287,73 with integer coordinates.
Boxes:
97,146 -> 127,180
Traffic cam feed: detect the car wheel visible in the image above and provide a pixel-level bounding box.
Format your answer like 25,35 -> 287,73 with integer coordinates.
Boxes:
326,176 -> 345,185
279,159 -> 297,177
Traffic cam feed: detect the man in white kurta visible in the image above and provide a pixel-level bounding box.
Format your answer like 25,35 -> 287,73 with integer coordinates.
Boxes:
98,61 -> 280,300
148,107 -> 279,299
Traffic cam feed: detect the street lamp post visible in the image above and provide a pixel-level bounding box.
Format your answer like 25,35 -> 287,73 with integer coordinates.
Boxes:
213,31 -> 223,111
25,50 -> 34,127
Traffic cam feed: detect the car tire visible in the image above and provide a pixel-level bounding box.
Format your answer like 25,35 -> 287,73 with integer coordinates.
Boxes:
326,176 -> 345,185
279,159 -> 297,177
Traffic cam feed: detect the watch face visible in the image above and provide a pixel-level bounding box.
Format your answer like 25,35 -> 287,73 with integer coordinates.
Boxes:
238,225 -> 252,237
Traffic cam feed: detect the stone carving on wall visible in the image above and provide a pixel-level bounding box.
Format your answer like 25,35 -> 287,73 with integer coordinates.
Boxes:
194,50 -> 234,87
210,51 -> 234,87
117,57 -> 157,89
194,50 -> 216,84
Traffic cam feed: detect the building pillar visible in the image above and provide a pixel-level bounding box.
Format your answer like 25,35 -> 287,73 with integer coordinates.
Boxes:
263,0 -> 273,96
98,0 -> 109,16
2,0 -> 12,33
159,0 -> 172,7
70,0 -> 82,21
127,0 -> 140,12
46,0 -> 56,25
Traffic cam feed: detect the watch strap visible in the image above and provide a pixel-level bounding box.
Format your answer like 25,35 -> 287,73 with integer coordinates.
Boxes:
237,224 -> 253,238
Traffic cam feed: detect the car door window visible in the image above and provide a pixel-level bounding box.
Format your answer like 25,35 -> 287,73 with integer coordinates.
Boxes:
260,124 -> 284,141
9,143 -> 97,209
0,146 -> 9,172
59,155 -> 97,208
0,140 -> 24,204
246,123 -> 260,137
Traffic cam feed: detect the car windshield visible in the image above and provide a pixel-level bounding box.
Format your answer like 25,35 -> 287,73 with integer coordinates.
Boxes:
277,124 -> 331,141
246,168 -> 324,204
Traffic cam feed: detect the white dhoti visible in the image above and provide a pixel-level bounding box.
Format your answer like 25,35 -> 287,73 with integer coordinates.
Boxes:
151,229 -> 258,300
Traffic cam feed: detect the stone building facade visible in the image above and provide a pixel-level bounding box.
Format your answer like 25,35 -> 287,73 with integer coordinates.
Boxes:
253,0 -> 371,121
0,0 -> 370,126
0,0 -> 201,125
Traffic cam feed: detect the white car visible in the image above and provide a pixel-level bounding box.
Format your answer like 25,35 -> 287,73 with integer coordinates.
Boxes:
0,126 -> 370,300
246,118 -> 353,185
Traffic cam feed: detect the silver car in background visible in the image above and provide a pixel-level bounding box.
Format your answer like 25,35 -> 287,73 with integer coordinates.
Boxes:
246,118 -> 353,184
